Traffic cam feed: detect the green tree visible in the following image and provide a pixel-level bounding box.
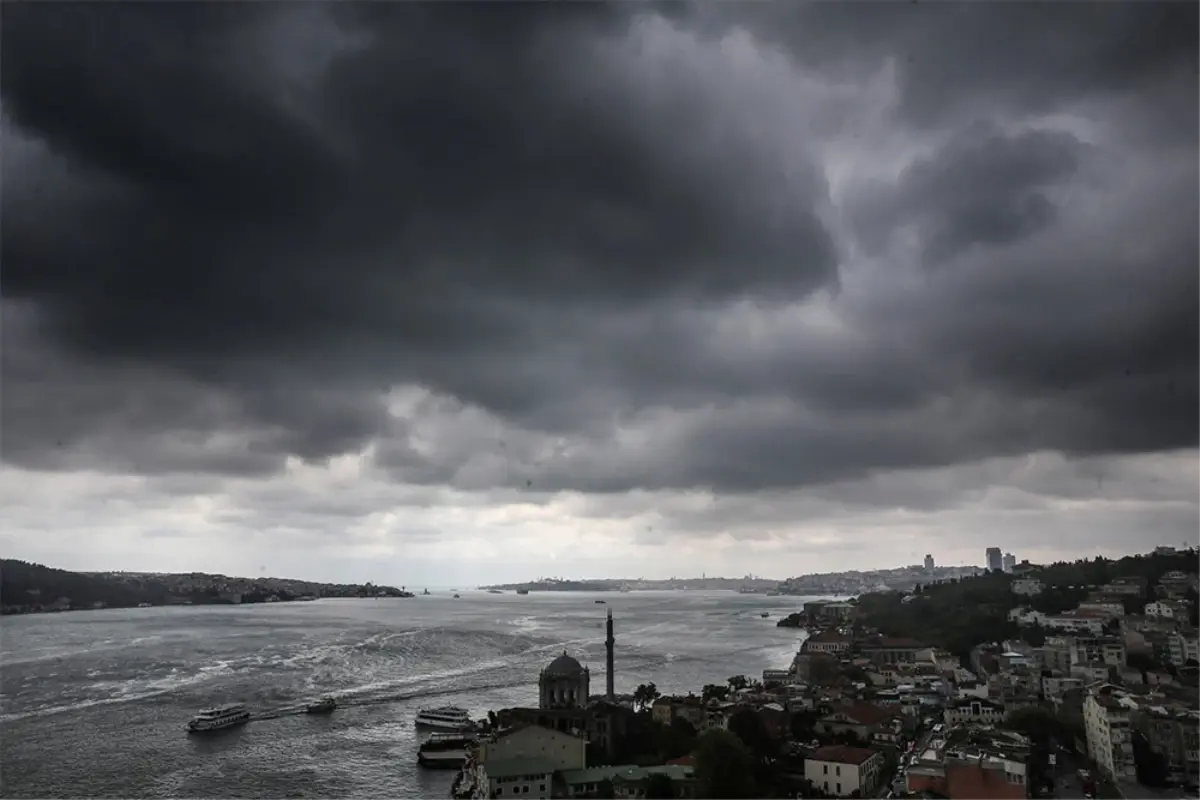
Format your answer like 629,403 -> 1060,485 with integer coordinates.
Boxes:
728,709 -> 775,760
1133,732 -> 1170,788
633,682 -> 662,712
644,772 -> 676,799
727,674 -> 750,693
1020,623 -> 1046,647
790,710 -> 820,742
694,728 -> 758,799
702,683 -> 730,704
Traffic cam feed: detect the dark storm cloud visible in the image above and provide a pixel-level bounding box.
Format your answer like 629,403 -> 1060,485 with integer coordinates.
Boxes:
851,121 -> 1088,266
1,2 -> 1196,497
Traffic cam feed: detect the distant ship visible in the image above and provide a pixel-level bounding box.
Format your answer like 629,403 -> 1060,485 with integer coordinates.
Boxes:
594,599 -> 606,604
306,696 -> 336,714
186,704 -> 251,733
487,589 -> 503,595
516,588 -> 529,595
423,588 -> 431,595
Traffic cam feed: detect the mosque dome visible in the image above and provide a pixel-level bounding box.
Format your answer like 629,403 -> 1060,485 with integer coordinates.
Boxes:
544,651 -> 585,676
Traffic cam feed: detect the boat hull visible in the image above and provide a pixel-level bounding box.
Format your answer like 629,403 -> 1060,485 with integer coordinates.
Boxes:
419,750 -> 468,769
415,719 -> 475,733
186,712 -> 251,733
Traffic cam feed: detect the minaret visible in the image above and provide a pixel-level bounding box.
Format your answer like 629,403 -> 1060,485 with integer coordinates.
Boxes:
605,608 -> 615,701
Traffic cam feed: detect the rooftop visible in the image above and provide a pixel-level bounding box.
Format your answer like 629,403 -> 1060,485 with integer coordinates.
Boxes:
486,756 -> 558,779
808,745 -> 880,766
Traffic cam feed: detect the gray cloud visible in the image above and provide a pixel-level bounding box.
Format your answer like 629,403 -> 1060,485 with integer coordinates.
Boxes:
1,1 -> 1196,561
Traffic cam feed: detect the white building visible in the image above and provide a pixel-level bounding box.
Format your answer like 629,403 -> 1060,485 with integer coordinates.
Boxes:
944,698 -> 1006,726
805,745 -> 884,797
1084,685 -> 1139,781
1002,553 -> 1017,573
1145,600 -> 1188,620
1041,611 -> 1107,635
1069,637 -> 1126,668
1042,674 -> 1084,703
1011,578 -> 1043,596
1168,630 -> 1199,666
1077,598 -> 1125,618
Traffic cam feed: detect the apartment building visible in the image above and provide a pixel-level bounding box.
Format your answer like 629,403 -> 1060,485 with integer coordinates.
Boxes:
906,726 -> 1031,800
1145,600 -> 1190,620
1168,630 -> 1199,666
1083,685 -> 1138,781
1137,703 -> 1200,787
1069,637 -> 1126,669
1100,577 -> 1146,597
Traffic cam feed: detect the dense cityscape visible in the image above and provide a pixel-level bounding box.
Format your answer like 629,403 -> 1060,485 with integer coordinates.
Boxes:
456,546 -> 1198,800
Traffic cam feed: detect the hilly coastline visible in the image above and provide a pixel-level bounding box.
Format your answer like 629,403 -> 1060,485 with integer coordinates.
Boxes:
0,559 -> 413,615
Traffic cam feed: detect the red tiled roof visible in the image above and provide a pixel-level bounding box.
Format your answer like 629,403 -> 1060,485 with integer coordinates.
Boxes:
809,745 -> 880,766
667,755 -> 695,767
824,702 -> 898,726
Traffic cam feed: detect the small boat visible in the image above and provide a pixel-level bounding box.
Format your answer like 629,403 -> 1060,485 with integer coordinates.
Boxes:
594,599 -> 606,604
186,703 -> 251,733
306,696 -> 336,714
487,589 -> 503,595
422,588 -> 431,596
415,706 -> 476,732
418,731 -> 479,769
516,588 -> 529,595
453,593 -> 461,599
761,612 -> 769,618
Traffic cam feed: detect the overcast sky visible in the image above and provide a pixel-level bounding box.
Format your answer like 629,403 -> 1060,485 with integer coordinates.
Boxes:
2,3 -> 1196,588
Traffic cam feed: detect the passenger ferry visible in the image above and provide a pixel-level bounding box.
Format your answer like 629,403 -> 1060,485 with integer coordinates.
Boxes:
414,706 -> 476,732
186,703 -> 251,733
418,731 -> 479,769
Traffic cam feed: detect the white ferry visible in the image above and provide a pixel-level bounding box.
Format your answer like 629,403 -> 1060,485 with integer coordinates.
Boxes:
186,703 -> 251,733
414,706 -> 475,732
418,731 -> 478,769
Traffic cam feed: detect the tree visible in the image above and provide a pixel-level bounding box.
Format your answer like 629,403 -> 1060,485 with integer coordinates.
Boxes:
595,778 -> 616,799
1133,732 -> 1170,788
694,729 -> 758,799
702,683 -> 731,704
727,675 -> 750,693
633,682 -> 662,712
1021,623 -> 1047,648
644,772 -> 676,799
728,709 -> 775,760
790,710 -> 820,742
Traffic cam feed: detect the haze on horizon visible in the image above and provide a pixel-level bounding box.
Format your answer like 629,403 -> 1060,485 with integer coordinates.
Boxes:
1,2 -> 1197,589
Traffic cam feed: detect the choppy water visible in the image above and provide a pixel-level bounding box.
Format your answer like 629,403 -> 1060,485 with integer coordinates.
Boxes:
0,590 -> 818,798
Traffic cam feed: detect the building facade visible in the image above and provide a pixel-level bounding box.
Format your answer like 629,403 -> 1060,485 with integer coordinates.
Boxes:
986,548 -> 1003,572
804,745 -> 884,798
1083,685 -> 1138,781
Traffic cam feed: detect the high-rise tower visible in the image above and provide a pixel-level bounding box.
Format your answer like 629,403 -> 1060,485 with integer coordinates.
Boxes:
605,608 -> 615,701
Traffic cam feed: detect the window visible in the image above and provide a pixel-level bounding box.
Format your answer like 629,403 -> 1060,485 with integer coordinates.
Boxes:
836,783 -> 842,794
836,766 -> 841,776
496,790 -> 503,796
824,765 -> 828,775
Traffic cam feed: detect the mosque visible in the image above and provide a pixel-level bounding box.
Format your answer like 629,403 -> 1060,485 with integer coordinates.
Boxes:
496,608 -> 631,760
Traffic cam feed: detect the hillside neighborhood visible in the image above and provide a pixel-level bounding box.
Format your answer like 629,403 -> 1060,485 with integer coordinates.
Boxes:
452,547 -> 1199,799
